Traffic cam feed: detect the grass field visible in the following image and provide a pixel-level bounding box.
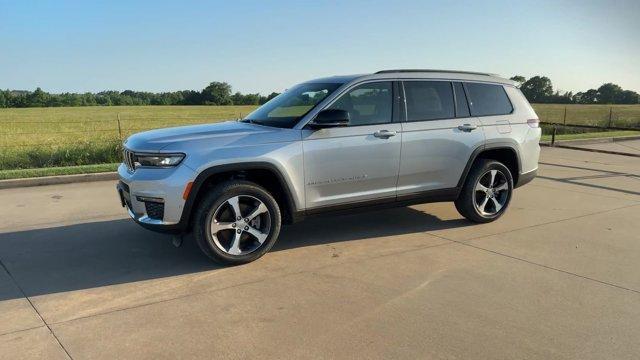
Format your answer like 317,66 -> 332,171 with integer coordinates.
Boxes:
1,104 -> 640,178
0,105 -> 258,171
531,104 -> 640,128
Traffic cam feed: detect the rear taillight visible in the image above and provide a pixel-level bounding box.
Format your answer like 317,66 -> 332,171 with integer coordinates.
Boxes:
527,119 -> 539,128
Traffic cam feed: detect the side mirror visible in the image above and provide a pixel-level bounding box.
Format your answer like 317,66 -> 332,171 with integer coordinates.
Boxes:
308,109 -> 349,128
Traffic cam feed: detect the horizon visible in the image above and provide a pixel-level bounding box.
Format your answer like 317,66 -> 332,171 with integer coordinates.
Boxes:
1,0 -> 639,95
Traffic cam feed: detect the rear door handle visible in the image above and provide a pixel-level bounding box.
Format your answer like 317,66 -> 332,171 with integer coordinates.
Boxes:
373,130 -> 397,139
457,124 -> 478,132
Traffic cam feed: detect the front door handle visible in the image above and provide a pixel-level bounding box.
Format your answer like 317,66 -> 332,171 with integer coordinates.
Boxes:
457,124 -> 478,132
373,130 -> 397,139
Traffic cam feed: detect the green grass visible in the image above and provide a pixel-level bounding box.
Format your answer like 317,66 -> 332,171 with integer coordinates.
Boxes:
0,105 -> 258,171
1,104 -> 640,179
532,104 -> 640,128
0,163 -> 119,180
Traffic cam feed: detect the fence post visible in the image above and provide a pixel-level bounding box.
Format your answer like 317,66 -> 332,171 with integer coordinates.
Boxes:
563,106 -> 567,125
117,113 -> 123,141
608,107 -> 613,128
551,126 -> 557,146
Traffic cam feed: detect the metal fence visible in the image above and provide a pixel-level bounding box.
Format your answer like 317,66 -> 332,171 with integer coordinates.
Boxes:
531,104 -> 640,129
0,110 -> 250,170
0,112 -> 248,149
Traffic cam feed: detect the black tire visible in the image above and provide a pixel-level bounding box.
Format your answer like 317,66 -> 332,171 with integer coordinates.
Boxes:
455,159 -> 513,223
193,180 -> 281,265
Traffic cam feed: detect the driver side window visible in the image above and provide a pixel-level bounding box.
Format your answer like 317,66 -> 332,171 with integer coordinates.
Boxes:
326,82 -> 393,126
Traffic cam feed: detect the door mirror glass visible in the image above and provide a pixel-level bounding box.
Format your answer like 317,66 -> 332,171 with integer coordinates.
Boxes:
309,109 -> 350,128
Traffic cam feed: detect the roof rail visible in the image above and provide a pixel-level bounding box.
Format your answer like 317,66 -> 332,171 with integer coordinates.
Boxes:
375,69 -> 496,77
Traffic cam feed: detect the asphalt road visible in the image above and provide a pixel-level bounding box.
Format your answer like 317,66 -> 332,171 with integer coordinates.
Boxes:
1,146 -> 639,360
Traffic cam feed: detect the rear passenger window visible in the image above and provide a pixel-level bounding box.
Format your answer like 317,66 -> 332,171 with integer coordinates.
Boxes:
403,81 -> 454,121
453,82 -> 470,118
464,83 -> 513,116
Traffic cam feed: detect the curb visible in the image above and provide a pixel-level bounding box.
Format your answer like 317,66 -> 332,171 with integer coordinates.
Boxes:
540,135 -> 640,147
0,172 -> 118,190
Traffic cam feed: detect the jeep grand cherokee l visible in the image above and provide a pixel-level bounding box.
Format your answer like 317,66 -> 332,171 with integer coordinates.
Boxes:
117,69 -> 540,264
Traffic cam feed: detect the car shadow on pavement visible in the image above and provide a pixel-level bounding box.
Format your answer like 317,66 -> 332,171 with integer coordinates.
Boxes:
0,206 -> 469,301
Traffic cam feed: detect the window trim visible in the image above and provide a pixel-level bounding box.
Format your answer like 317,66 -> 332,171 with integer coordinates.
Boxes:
400,80 -> 457,123
307,80 -> 397,128
462,82 -> 514,117
297,78 -> 517,129
452,81 -> 472,119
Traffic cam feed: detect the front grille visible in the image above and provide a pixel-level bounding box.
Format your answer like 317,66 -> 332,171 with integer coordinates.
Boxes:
144,201 -> 164,220
123,148 -> 136,172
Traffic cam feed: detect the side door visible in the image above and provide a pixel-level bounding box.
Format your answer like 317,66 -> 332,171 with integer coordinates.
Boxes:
302,81 -> 402,210
397,80 -> 485,195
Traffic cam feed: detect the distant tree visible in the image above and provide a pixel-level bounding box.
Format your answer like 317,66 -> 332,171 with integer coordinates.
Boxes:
259,92 -> 280,104
617,90 -> 640,104
573,89 -> 598,104
520,76 -> 553,103
547,91 -> 573,104
596,83 -> 623,104
1,76 -> 634,108
509,75 -> 526,88
201,82 -> 232,105
231,92 -> 245,105
243,93 -> 261,105
180,90 -> 202,105
0,90 -> 7,108
27,87 -> 49,107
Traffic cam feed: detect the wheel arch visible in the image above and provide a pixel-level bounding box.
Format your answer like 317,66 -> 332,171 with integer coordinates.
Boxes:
458,143 -> 521,188
179,162 -> 299,231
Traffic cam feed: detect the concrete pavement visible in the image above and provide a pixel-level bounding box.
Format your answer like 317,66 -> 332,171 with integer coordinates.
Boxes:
568,138 -> 640,156
1,146 -> 639,359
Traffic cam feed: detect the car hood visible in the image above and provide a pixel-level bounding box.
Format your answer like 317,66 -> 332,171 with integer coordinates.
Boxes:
124,120 -> 300,152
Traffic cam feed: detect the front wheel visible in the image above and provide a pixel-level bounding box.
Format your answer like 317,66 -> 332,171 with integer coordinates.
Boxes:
193,180 -> 282,265
455,159 -> 513,223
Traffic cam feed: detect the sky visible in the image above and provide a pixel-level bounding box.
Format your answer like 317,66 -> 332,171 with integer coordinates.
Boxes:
1,0 -> 638,95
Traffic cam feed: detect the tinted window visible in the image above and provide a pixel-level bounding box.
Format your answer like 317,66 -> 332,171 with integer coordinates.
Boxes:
404,81 -> 454,121
453,82 -> 470,118
464,83 -> 513,116
327,82 -> 392,126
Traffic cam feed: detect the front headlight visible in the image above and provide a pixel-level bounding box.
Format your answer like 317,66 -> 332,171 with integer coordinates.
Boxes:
134,153 -> 185,167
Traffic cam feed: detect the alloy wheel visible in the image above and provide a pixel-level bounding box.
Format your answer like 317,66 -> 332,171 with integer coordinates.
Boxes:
473,169 -> 509,216
210,195 -> 271,255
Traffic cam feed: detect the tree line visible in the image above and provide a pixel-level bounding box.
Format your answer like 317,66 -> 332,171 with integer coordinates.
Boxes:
1,76 -> 638,108
0,82 -> 279,108
510,75 -> 639,104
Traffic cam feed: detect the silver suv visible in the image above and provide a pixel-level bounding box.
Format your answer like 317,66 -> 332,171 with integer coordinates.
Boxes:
117,70 -> 540,264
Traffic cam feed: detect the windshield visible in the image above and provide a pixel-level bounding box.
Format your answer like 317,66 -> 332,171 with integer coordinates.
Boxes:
244,82 -> 344,128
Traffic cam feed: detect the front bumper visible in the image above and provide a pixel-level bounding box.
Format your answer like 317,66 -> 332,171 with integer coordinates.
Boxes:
116,163 -> 196,233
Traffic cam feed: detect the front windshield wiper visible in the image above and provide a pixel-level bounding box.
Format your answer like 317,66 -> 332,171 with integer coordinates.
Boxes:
244,119 -> 267,126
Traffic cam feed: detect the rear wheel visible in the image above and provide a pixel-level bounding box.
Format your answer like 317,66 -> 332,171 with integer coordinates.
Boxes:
193,180 -> 281,265
455,159 -> 513,223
